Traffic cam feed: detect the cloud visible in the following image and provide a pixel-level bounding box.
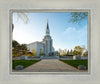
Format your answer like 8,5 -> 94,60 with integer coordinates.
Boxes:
62,25 -> 87,49
63,26 -> 87,40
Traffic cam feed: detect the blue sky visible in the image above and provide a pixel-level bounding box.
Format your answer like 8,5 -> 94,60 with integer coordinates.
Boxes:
13,12 -> 88,51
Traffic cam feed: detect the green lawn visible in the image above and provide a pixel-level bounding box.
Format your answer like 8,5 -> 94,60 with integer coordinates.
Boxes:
12,60 -> 40,69
60,60 -> 88,69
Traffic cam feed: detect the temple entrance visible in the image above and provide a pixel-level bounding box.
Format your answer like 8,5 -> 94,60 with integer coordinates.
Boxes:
41,52 -> 59,59
51,52 -> 54,56
49,52 -> 54,56
48,52 -> 58,56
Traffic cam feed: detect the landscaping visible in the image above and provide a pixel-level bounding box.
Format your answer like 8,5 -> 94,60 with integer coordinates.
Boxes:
60,60 -> 88,69
12,60 -> 41,69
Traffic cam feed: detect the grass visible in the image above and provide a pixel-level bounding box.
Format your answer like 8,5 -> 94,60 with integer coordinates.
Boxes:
60,60 -> 88,69
12,60 -> 40,69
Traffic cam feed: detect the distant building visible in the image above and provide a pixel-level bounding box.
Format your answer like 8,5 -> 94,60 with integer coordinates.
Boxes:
27,19 -> 58,56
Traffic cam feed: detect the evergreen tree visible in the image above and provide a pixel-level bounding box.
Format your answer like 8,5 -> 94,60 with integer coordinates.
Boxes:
67,50 -> 69,55
12,40 -> 20,48
65,49 -> 67,56
70,49 -> 73,55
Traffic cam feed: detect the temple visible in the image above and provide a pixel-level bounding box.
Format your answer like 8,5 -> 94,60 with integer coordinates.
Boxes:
27,19 -> 58,56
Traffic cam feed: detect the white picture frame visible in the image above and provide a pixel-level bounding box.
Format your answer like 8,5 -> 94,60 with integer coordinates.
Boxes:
10,9 -> 90,74
0,0 -> 100,84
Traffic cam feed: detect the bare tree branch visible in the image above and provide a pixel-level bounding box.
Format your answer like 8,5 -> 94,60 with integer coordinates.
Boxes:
16,13 -> 29,24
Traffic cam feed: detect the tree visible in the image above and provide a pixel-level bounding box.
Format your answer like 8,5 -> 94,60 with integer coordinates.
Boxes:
12,40 -> 28,57
62,50 -> 65,56
70,49 -> 73,55
12,13 -> 29,32
58,48 -> 62,56
40,53 -> 45,56
58,52 -> 60,56
16,13 -> 29,24
27,52 -> 33,56
20,44 -> 28,55
39,49 -> 45,56
81,45 -> 86,56
74,46 -> 82,55
69,12 -> 88,24
67,50 -> 70,55
12,40 -> 20,57
83,50 -> 88,56
33,49 -> 37,56
64,49 -> 67,56
12,40 -> 20,48
39,49 -> 42,56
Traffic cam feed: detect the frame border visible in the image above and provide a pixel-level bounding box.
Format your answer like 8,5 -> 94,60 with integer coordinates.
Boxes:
9,9 -> 91,75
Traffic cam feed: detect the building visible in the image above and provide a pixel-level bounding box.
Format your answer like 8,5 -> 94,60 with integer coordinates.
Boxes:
27,19 -> 58,56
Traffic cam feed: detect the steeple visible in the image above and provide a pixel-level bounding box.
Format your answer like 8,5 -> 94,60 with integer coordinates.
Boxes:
47,19 -> 48,23
46,19 -> 50,35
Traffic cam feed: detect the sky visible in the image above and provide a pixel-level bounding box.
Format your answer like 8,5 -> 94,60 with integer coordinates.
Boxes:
13,12 -> 88,51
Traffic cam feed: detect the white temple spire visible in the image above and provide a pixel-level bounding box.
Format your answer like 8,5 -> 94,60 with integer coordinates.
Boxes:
46,19 -> 50,35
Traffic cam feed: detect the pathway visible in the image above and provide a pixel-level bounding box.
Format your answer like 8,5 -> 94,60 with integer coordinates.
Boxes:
15,59 -> 84,72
